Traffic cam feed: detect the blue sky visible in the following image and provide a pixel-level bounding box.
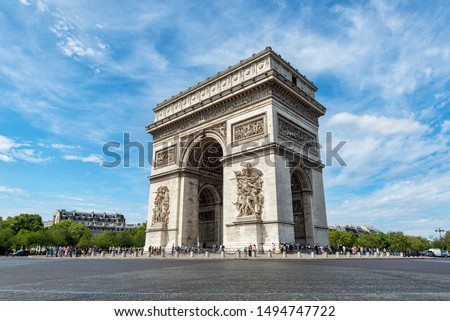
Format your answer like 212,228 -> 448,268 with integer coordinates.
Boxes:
1,0 -> 449,239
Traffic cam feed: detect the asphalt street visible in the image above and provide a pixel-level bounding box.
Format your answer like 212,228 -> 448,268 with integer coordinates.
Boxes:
1,256 -> 449,301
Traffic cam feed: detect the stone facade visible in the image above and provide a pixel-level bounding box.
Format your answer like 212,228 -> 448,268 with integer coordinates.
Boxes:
53,209 -> 141,234
145,47 -> 328,252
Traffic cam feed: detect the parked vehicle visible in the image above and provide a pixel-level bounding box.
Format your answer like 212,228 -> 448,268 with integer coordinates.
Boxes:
441,250 -> 449,258
11,250 -> 30,256
407,250 -> 420,257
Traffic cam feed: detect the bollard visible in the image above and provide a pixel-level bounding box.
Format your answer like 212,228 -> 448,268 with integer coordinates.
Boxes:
282,251 -> 287,258
366,252 -> 371,258
101,251 -> 105,257
190,251 -> 194,258
205,250 -> 210,257
236,251 -> 241,258
356,252 -> 361,258
147,251 -> 151,258
297,252 -> 302,258
346,252 -> 351,258
311,252 -> 316,258
112,251 -> 116,257
400,252 -> 405,257
220,251 -> 225,258
323,252 -> 328,258
122,252 -> 126,257
175,251 -> 179,258
252,251 -> 256,258
268,251 -> 272,258
91,251 -> 96,257
386,252 -> 391,257
374,252 -> 379,258
135,251 -> 139,257
161,250 -> 165,257
335,252 -> 340,258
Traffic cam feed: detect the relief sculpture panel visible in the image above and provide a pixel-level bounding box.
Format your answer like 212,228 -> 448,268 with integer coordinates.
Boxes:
232,115 -> 266,144
151,186 -> 170,226
233,165 -> 264,217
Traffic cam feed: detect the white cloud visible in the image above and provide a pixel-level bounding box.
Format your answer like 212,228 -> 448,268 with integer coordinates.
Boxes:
327,172 -> 450,236
50,143 -> 81,150
18,0 -> 31,6
63,154 -> 101,163
327,112 -> 429,136
0,185 -> 25,194
323,113 -> 446,187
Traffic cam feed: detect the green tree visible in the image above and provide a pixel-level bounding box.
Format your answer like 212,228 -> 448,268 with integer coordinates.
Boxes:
356,233 -> 377,248
12,229 -> 32,249
48,220 -> 91,246
407,236 -> 430,251
7,214 -> 43,234
117,230 -> 134,248
132,224 -> 146,247
374,232 -> 390,249
0,221 -> 14,254
77,231 -> 93,248
327,230 -> 356,248
328,229 -> 341,248
93,231 -> 118,249
387,232 -> 408,251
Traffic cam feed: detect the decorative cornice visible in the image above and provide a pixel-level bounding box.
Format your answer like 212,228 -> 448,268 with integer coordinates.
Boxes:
151,47 -> 318,123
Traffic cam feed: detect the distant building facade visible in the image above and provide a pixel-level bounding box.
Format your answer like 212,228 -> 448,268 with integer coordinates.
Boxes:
329,225 -> 378,235
53,209 -> 141,233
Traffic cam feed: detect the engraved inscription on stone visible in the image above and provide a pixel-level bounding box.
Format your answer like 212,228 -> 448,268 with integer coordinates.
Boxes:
278,116 -> 318,154
151,186 -> 170,226
234,165 -> 264,217
232,115 -> 266,144
155,146 -> 176,167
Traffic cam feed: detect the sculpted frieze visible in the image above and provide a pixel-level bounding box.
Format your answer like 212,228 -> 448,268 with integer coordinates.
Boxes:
154,146 -> 176,167
232,115 -> 266,144
278,116 -> 318,154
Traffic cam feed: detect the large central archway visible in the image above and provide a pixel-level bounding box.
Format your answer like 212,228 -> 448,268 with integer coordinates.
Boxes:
186,137 -> 224,249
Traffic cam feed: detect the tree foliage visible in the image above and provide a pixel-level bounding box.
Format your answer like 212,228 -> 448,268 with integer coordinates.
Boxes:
7,214 -> 43,234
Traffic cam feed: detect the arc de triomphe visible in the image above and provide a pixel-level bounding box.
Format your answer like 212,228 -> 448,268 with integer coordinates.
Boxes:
145,47 -> 328,251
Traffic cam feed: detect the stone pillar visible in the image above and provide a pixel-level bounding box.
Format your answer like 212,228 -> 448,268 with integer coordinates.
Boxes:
282,251 -> 287,258
335,252 -> 340,258
190,251 -> 194,258
356,252 -> 361,258
175,251 -> 179,258
268,251 -> 272,258
221,251 -> 225,258
205,250 -> 210,257
366,252 -> 370,258
311,252 -> 315,258
386,252 -> 391,257
297,252 -> 302,258
374,252 -> 379,258
91,251 -> 95,257
112,251 -> 116,257
101,251 -> 105,257
236,251 -> 241,258
122,252 -> 126,257
323,252 -> 328,258
147,251 -> 151,258
161,250 -> 165,257
252,251 -> 256,258
346,252 -> 351,258
135,251 -> 139,257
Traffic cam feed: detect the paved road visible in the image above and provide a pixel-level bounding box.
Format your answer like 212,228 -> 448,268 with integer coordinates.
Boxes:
1,256 -> 449,300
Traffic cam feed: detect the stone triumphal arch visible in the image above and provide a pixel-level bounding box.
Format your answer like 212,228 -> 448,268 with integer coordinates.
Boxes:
145,47 -> 328,251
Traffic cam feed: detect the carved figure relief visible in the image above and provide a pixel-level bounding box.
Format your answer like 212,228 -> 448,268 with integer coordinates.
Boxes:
233,165 -> 264,217
232,115 -> 266,144
278,116 -> 318,154
155,146 -> 176,167
151,186 -> 170,225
